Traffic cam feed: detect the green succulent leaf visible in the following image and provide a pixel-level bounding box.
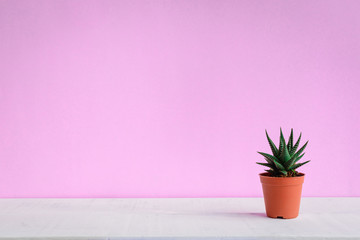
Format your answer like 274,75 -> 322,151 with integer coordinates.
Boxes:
285,153 -> 305,171
287,128 -> 293,152
273,158 -> 286,171
291,160 -> 310,170
294,141 -> 309,158
257,152 -> 278,164
285,152 -> 305,169
290,133 -> 302,155
284,154 -> 296,170
265,130 -> 279,157
294,153 -> 305,163
278,128 -> 284,156
279,128 -> 291,163
256,162 -> 274,169
257,151 -> 285,171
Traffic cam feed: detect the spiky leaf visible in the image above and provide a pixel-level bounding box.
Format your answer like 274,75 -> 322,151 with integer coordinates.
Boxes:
256,162 -> 274,169
290,133 -> 302,155
294,153 -> 305,163
279,128 -> 291,163
257,152 -> 279,164
285,153 -> 305,169
278,129 -> 285,156
264,157 -> 276,168
265,130 -> 279,157
294,141 -> 308,159
258,151 -> 285,171
286,139 -> 308,169
272,158 -> 286,171
287,128 -> 293,152
291,160 -> 310,170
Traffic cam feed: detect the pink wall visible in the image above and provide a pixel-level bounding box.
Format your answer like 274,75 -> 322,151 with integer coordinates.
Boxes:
1,0 -> 359,198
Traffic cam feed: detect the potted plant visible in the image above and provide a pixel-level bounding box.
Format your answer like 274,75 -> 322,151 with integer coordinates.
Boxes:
257,128 -> 310,219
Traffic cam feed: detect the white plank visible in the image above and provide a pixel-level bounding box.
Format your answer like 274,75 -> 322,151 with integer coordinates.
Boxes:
0,198 -> 359,239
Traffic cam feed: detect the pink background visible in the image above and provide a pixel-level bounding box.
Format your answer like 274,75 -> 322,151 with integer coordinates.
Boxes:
1,0 -> 359,198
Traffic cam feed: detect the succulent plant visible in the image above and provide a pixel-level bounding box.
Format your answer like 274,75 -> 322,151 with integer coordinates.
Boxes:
257,128 -> 310,177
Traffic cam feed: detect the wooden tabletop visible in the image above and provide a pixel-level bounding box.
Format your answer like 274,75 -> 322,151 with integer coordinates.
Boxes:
0,197 -> 359,239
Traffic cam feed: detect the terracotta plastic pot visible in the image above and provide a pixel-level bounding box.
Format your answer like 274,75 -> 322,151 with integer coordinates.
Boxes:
260,173 -> 304,219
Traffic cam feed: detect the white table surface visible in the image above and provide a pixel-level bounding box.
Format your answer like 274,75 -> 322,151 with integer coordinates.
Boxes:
0,198 -> 359,239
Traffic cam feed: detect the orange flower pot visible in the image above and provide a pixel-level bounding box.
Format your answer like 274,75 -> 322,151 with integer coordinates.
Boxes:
260,172 -> 305,219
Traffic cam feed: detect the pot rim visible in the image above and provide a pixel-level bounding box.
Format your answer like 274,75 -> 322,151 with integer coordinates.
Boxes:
259,172 -> 305,178
259,172 -> 305,185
